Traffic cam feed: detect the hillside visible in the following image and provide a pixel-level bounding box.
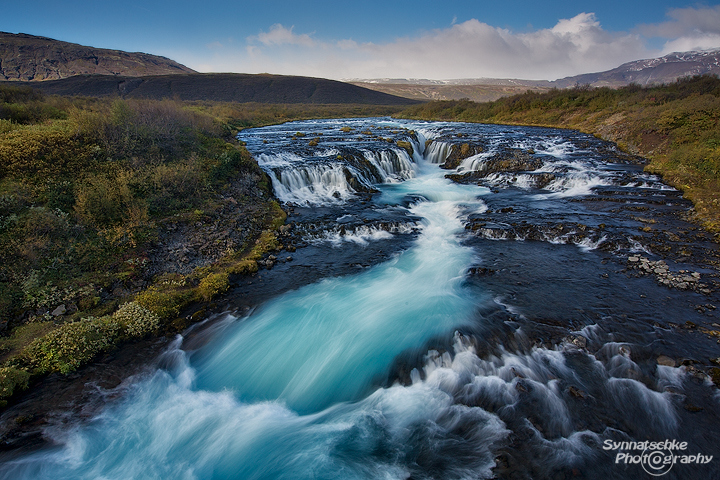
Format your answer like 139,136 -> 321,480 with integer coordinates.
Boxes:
0,32 -> 195,81
5,73 -> 419,105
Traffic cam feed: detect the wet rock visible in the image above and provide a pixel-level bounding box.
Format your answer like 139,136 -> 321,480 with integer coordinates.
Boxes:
568,386 -> 587,399
657,355 -> 676,367
564,335 -> 587,349
533,172 -> 557,189
625,255 -> 707,293
683,402 -> 704,412
440,143 -> 484,170
51,304 -> 66,317
709,367 -> 720,385
467,266 -> 496,276
445,148 -> 543,183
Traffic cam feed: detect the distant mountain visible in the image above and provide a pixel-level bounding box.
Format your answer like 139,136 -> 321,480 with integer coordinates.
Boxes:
0,32 -> 195,81
553,49 -> 720,88
348,82 -> 550,103
5,73 -> 419,105
351,49 -> 720,101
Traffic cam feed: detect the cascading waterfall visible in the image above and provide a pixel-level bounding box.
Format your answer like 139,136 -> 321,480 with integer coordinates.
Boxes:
457,151 -> 494,172
424,140 -> 452,164
362,149 -> 416,183
257,148 -> 417,205
268,163 -> 356,204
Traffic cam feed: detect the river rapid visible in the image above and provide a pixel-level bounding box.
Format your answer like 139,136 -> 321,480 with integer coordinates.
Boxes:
1,118 -> 719,479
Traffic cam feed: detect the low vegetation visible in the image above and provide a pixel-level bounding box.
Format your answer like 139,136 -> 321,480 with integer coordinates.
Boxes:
399,75 -> 720,232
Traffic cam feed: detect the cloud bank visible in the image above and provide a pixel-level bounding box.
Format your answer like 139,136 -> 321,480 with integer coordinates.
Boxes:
640,5 -> 720,54
190,7 -> 720,80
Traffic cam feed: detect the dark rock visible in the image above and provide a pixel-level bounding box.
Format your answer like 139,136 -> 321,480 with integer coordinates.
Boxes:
440,143 -> 484,170
445,148 -> 543,183
565,335 -> 587,349
568,386 -> 587,399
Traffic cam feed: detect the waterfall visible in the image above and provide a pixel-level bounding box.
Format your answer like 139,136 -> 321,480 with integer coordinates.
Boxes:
257,148 -> 417,205
362,148 -> 416,183
266,163 -> 356,204
424,141 -> 452,164
3,118 -> 711,480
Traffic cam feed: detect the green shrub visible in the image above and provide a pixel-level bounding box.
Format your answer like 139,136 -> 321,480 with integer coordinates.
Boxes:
20,316 -> 122,374
113,301 -> 160,338
135,286 -> 187,320
0,119 -> 20,134
198,272 -> 229,301
0,367 -> 31,404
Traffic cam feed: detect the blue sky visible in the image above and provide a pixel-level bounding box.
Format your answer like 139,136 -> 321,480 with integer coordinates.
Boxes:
3,1 -> 720,80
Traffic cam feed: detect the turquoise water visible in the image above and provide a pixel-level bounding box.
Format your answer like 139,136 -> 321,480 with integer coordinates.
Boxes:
0,130 -> 502,479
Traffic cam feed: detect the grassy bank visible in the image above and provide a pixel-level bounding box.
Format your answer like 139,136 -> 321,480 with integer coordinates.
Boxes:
398,75 -> 720,232
0,84 -> 402,406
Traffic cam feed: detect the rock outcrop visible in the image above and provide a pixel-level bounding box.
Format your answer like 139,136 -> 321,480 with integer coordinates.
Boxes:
445,148 -> 543,183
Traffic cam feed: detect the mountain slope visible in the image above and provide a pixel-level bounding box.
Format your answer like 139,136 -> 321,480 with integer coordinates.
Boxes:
553,49 -> 720,88
5,73 -> 419,105
0,32 -> 195,81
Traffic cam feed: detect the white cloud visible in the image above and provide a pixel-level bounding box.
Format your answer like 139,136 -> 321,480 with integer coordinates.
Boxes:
639,6 -> 720,54
249,24 -> 316,47
662,33 -> 720,53
185,8 -> 720,80
190,13 -> 650,81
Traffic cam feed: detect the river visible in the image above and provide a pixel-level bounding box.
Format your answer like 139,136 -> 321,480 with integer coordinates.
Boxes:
1,118 -> 718,479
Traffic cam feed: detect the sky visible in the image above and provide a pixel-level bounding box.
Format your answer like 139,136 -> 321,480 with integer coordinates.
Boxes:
3,1 -> 720,80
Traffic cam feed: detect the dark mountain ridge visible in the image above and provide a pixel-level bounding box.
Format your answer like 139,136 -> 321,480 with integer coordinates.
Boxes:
3,72 -> 419,105
0,31 -> 195,81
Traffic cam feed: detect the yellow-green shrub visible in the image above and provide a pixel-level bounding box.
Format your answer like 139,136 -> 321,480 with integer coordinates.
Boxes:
198,272 -> 229,301
113,301 -> 160,338
20,316 -> 122,374
74,170 -> 143,227
228,259 -> 258,275
0,367 -> 31,405
135,286 -> 189,320
0,123 -> 97,179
